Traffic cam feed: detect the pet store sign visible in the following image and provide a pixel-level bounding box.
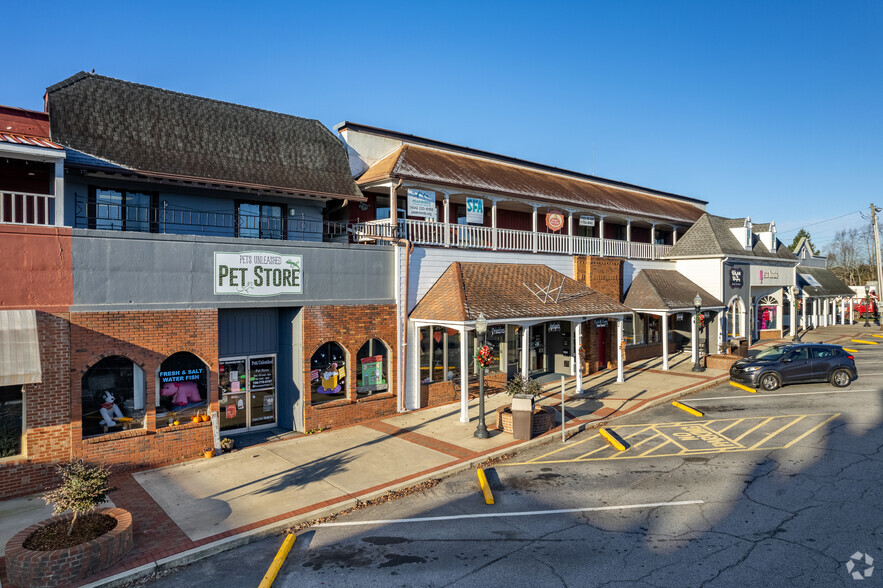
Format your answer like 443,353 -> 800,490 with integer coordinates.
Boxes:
214,251 -> 303,296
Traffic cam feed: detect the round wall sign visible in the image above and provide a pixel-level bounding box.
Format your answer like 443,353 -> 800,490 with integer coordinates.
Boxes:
546,210 -> 565,232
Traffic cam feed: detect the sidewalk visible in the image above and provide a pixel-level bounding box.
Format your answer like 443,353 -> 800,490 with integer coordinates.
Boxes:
0,325 -> 870,587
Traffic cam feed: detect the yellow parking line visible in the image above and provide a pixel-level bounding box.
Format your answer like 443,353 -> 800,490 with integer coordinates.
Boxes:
851,339 -> 879,344
525,433 -> 601,462
729,381 -> 758,394
640,440 -> 674,456
783,413 -> 841,448
732,417 -> 774,443
748,416 -> 806,449
630,432 -> 663,449
873,334 -> 883,338
843,348 -> 858,352
711,418 -> 745,435
258,533 -> 296,588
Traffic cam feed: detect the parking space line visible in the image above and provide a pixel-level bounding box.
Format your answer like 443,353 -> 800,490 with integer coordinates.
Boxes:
640,439 -> 674,456
749,416 -> 806,449
712,419 -> 744,435
783,413 -> 840,448
577,426 -> 654,459
732,417 -> 774,443
691,389 -> 878,402
526,433 -> 601,462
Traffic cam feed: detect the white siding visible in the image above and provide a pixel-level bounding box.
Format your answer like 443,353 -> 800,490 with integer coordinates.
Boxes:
624,260 -> 676,292
675,259 -> 723,300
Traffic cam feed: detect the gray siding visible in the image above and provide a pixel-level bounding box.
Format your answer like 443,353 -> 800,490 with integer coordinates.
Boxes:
218,308 -> 279,357
71,231 -> 395,311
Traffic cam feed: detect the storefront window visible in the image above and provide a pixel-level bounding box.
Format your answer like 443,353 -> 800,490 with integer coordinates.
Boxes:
445,329 -> 461,381
506,325 -> 522,374
157,352 -> 208,427
758,296 -> 779,331
81,356 -> 145,438
0,385 -> 23,458
483,324 -> 505,374
728,298 -> 744,338
356,339 -> 389,397
624,314 -> 646,346
310,342 -> 347,404
647,316 -> 660,344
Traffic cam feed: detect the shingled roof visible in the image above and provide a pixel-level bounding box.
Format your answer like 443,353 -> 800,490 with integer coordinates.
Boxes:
410,262 -> 631,322
624,270 -> 724,312
797,266 -> 855,298
665,213 -> 798,261
46,72 -> 362,200
358,144 -> 706,225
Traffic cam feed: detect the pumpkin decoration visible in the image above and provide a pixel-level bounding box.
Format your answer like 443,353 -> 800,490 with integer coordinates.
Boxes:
200,413 -> 210,422
172,420 -> 180,426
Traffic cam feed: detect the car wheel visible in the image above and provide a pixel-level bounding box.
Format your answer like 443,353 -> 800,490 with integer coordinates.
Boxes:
831,369 -> 851,388
760,373 -> 780,391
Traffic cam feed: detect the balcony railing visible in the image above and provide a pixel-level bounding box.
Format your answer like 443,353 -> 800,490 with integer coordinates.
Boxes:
71,198 -> 674,260
1,192 -> 55,226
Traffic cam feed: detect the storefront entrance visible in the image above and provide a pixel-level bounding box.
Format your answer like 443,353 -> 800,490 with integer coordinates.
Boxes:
218,354 -> 277,432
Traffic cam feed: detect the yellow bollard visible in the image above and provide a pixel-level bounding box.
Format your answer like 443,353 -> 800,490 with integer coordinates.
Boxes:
599,427 -> 627,451
672,401 -> 704,417
258,533 -> 296,588
477,468 -> 494,505
729,381 -> 757,394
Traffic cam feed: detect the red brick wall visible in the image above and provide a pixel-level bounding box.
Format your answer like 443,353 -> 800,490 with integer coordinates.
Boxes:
758,330 -> 783,340
706,354 -> 740,370
573,256 -> 624,302
624,342 -> 664,363
302,304 -> 398,431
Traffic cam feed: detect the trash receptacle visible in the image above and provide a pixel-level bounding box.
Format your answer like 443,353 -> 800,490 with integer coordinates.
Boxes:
511,394 -> 534,440
737,338 -> 749,357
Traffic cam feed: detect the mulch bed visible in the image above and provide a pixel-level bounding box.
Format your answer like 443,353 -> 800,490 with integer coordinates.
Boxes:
22,513 -> 117,551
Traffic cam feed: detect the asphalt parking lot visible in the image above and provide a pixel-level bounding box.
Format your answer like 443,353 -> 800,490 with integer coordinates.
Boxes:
150,335 -> 883,587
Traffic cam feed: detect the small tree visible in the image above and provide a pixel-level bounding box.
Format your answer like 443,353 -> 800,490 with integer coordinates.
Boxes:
43,461 -> 113,535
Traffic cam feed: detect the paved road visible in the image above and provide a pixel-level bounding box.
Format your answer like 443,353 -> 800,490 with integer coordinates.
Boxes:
151,340 -> 883,587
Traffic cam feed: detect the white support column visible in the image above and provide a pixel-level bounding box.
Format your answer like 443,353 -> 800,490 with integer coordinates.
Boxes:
616,318 -> 624,383
626,220 -> 632,259
790,292 -> 797,336
650,223 -> 657,259
389,184 -> 398,228
411,324 -> 421,409
841,298 -> 846,325
849,298 -> 854,324
54,159 -> 65,226
672,227 -> 678,244
822,299 -> 828,327
661,313 -> 669,370
459,327 -> 469,423
532,206 -> 538,253
443,193 -> 450,248
802,295 -> 808,329
491,200 -> 498,251
521,326 -> 530,380
574,321 -> 583,393
567,212 -> 574,255
599,216 -> 606,257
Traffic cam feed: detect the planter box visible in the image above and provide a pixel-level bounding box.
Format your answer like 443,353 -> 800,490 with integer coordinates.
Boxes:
495,405 -> 555,436
5,507 -> 133,588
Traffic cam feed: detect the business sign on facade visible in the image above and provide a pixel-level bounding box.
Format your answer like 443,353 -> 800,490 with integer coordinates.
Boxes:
546,210 -> 565,232
594,318 -> 608,328
466,197 -> 484,224
407,188 -> 436,218
579,216 -> 596,227
729,267 -> 744,289
752,265 -> 792,287
214,251 -> 302,296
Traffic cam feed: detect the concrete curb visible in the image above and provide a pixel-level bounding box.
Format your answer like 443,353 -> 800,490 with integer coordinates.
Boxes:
82,372 -> 730,587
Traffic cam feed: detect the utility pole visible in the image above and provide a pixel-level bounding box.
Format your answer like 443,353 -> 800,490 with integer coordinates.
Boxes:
872,203 -> 883,329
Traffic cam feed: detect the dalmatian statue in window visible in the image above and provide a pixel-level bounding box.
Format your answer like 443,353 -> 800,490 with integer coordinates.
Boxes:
98,390 -> 125,427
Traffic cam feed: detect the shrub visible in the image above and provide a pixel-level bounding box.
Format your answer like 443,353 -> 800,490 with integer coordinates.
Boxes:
43,461 -> 113,535
505,374 -> 541,398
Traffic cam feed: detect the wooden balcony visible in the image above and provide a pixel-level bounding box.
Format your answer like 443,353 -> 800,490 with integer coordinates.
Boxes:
0,192 -> 56,226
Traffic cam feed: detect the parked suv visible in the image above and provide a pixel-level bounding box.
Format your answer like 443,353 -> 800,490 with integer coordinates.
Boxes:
729,343 -> 857,391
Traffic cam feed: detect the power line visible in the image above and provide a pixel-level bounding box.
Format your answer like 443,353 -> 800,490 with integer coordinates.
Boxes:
778,210 -> 863,235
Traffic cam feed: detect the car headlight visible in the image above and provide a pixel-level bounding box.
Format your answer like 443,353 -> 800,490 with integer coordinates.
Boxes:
742,366 -> 761,372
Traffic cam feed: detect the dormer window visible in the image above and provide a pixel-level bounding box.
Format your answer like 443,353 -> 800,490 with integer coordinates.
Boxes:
744,217 -> 752,249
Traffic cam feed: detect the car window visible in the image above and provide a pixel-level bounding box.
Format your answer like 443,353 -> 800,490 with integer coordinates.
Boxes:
756,347 -> 787,360
811,347 -> 833,359
788,348 -> 809,361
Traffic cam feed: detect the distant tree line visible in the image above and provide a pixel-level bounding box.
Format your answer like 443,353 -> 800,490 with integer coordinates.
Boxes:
820,222 -> 880,286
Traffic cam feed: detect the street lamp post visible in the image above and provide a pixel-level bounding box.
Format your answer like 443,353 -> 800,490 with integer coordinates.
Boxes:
692,294 -> 706,373
474,313 -> 489,439
864,285 -> 871,328
791,286 -> 799,342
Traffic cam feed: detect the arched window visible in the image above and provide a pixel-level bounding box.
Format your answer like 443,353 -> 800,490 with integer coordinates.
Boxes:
310,342 -> 347,404
157,352 -> 209,427
81,356 -> 145,438
728,298 -> 744,338
356,339 -> 390,397
758,295 -> 779,331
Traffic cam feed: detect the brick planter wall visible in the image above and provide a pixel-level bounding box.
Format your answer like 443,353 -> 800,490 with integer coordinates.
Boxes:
624,343 -> 663,363
706,354 -> 741,370
759,330 -> 783,340
495,405 -> 555,436
5,507 -> 133,588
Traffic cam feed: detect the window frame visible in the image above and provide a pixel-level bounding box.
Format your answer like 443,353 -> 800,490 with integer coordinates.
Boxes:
87,186 -> 159,232
0,385 -> 25,460
235,200 -> 288,240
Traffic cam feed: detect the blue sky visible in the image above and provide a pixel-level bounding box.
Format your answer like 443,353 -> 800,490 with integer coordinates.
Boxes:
5,1 -> 881,251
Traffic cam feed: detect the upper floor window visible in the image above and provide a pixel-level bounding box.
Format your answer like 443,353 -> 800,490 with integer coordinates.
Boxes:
237,202 -> 285,240
88,188 -> 157,232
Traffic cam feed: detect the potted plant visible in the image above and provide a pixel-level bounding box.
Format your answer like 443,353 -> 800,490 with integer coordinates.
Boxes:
203,447 -> 215,458
495,374 -> 554,436
5,461 -> 133,587
220,437 -> 235,452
